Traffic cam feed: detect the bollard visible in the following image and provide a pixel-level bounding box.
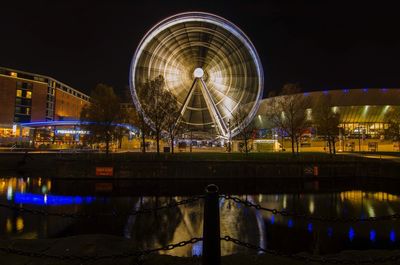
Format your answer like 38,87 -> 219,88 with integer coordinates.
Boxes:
202,184 -> 221,265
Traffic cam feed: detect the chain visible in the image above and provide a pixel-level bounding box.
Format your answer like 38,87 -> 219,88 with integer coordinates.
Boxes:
222,195 -> 400,223
0,195 -> 204,219
0,237 -> 202,261
222,235 -> 400,264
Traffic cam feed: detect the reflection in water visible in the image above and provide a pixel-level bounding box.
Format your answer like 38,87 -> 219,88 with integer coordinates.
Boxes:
0,177 -> 400,256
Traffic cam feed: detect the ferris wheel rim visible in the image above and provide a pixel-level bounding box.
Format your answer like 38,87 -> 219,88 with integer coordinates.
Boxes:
129,11 -> 264,138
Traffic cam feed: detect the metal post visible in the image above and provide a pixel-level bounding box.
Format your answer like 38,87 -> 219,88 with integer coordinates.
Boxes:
202,184 -> 220,265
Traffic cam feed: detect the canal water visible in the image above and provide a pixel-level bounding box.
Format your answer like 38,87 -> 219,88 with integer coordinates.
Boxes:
0,176 -> 399,257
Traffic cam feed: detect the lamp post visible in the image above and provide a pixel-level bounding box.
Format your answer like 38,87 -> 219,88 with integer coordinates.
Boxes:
227,119 -> 231,152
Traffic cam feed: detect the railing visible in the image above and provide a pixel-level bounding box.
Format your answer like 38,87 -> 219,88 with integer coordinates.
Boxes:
1,185 -> 400,264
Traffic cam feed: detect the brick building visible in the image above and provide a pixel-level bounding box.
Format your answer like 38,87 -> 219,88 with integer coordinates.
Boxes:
0,67 -> 90,143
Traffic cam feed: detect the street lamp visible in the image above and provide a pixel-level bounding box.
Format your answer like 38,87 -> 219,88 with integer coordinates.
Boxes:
228,119 -> 231,152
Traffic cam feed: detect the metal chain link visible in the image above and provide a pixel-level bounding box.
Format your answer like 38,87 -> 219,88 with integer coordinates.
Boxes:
222,235 -> 400,264
0,237 -> 202,261
222,195 -> 400,222
0,195 -> 204,219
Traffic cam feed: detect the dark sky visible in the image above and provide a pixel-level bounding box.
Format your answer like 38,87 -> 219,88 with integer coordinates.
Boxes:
1,0 -> 399,97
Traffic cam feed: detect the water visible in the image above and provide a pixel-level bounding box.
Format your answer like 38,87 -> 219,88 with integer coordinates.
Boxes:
0,176 -> 399,257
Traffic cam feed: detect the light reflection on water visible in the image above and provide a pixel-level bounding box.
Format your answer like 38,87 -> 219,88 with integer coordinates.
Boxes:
0,177 -> 400,256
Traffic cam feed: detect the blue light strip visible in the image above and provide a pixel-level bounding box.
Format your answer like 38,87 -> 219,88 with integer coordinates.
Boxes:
19,121 -> 138,132
14,192 -> 95,206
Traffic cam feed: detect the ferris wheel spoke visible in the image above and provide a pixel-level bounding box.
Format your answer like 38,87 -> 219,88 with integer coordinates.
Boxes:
199,78 -> 228,137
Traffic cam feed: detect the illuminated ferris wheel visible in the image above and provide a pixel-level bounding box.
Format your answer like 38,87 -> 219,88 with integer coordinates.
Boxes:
129,12 -> 264,138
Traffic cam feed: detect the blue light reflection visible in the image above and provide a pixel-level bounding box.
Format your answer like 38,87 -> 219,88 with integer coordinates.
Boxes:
327,227 -> 333,238
307,223 -> 313,233
269,215 -> 275,224
14,193 -> 95,206
390,229 -> 396,242
349,227 -> 355,241
370,229 -> 376,242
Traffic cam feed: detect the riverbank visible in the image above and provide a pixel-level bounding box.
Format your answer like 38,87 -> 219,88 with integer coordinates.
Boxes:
0,152 -> 399,180
1,234 -> 400,265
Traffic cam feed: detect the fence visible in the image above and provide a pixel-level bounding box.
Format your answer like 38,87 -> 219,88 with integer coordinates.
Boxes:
1,185 -> 400,264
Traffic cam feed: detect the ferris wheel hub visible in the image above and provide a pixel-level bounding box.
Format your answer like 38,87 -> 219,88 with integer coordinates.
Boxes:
193,68 -> 204,78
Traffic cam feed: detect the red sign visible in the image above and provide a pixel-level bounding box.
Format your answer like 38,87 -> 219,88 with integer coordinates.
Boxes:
95,182 -> 113,192
96,167 -> 113,176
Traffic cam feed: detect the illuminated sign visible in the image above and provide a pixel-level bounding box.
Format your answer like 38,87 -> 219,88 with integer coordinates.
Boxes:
96,167 -> 114,176
55,129 -> 89,135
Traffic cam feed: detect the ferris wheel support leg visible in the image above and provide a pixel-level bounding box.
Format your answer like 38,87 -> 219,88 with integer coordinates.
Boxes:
199,78 -> 228,138
176,78 -> 198,127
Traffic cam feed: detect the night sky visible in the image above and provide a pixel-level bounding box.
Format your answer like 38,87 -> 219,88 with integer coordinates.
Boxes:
1,1 -> 399,97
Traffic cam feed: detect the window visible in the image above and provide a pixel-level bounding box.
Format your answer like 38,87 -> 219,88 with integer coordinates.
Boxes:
26,108 -> 30,115
16,90 -> 22,97
26,91 -> 32,99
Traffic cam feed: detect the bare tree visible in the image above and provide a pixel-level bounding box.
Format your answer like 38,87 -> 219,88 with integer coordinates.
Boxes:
80,84 -> 125,155
124,106 -> 150,153
312,95 -> 341,155
137,76 -> 167,155
267,83 -> 309,155
231,104 -> 256,154
385,108 -> 400,149
161,91 -> 184,154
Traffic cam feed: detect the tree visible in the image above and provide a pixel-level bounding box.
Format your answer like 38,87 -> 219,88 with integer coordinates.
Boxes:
312,95 -> 341,155
137,75 -> 183,155
385,108 -> 400,144
161,91 -> 184,154
267,83 -> 309,155
127,107 -> 151,153
80,84 -> 125,155
136,76 -> 166,154
231,104 -> 256,154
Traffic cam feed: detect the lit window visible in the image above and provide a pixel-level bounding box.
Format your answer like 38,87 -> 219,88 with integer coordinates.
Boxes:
26,91 -> 32,99
10,72 -> 18,77
16,90 -> 22,97
26,108 -> 31,115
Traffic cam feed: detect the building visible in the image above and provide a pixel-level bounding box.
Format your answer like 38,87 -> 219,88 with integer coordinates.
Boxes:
0,67 -> 90,146
253,88 -> 400,152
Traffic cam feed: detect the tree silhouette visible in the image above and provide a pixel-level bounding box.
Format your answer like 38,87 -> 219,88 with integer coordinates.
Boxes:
80,84 -> 125,155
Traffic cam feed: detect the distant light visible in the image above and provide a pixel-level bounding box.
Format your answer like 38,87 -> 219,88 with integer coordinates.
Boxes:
309,199 -> 315,214
381,88 -> 388,93
390,229 -> 396,242
303,92 -> 310,97
10,72 -> 18,77
16,217 -> 24,232
349,227 -> 355,241
370,229 -> 376,242
193,68 -> 204,78
327,227 -> 333,237
288,219 -> 294,228
307,223 -> 313,233
384,105 -> 390,113
323,90 -> 329,95
7,185 -> 13,201
192,241 -> 203,256
362,88 -> 368,93
343,89 -> 349,93
332,106 -> 338,113
270,215 -> 275,224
